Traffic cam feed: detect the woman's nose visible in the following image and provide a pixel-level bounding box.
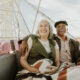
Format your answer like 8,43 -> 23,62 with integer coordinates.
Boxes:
42,26 -> 45,29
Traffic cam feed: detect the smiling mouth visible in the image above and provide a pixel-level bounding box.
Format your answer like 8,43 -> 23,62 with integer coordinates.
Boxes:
59,30 -> 64,32
41,30 -> 47,33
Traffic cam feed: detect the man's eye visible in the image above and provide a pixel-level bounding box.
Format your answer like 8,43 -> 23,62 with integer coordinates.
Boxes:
58,26 -> 60,28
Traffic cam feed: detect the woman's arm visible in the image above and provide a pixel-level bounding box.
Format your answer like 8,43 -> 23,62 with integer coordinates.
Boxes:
20,51 -> 40,73
44,42 -> 60,75
20,50 -> 30,70
19,40 -> 27,55
20,37 -> 40,73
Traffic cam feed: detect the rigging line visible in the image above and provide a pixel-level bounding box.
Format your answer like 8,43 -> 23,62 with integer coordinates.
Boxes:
16,16 -> 20,40
24,0 -> 75,39
0,37 -> 20,40
32,0 -> 42,32
0,0 -> 15,11
15,0 -> 30,33
15,16 -> 29,38
14,13 -> 29,39
24,0 -> 55,23
67,32 -> 76,40
0,37 -> 25,38
12,13 -> 18,38
13,12 -> 20,40
67,23 -> 78,40
0,8 -> 19,13
0,0 -> 12,5
13,8 -> 20,40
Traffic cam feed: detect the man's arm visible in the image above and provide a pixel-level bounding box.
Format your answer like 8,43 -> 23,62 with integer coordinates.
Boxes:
74,41 -> 80,65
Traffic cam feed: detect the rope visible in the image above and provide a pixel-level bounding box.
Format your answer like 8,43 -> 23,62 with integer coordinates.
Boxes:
32,0 -> 42,32
24,0 -> 55,23
16,17 -> 20,40
24,0 -> 76,39
0,9 -> 18,13
15,0 -> 30,33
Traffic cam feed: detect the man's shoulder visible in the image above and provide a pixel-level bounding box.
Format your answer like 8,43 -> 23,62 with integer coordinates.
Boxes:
69,38 -> 77,43
69,38 -> 79,47
53,34 -> 60,41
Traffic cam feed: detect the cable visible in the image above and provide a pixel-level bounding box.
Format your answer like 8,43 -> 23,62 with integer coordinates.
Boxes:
24,0 -> 76,39
32,0 -> 42,32
15,0 -> 30,33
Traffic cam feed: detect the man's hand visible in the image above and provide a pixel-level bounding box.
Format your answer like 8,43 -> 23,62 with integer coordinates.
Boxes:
44,66 -> 58,75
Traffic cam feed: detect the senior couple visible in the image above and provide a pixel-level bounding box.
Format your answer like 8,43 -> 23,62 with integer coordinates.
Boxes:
16,20 -> 80,79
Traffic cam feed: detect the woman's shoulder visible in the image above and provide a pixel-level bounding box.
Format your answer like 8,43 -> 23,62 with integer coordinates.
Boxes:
22,34 -> 38,41
29,34 -> 38,38
28,34 -> 39,41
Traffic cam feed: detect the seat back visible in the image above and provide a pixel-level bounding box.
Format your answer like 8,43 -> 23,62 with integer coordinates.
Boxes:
0,54 -> 17,80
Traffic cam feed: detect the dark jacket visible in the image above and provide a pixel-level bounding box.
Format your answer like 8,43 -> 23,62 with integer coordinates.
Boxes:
53,34 -> 80,64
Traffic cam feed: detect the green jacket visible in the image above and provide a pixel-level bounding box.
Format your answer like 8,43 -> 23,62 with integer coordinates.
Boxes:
53,34 -> 80,64
24,34 -> 56,65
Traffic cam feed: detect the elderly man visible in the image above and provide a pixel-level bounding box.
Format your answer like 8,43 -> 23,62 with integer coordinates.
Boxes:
53,21 -> 80,66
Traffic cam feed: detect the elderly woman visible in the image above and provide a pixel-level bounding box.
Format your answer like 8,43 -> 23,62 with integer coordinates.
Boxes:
16,20 -> 60,80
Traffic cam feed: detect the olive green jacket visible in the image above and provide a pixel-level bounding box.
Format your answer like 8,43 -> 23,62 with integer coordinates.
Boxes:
53,34 -> 80,64
24,34 -> 56,65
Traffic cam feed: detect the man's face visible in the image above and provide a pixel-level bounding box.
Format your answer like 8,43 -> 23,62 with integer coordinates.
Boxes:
56,23 -> 68,36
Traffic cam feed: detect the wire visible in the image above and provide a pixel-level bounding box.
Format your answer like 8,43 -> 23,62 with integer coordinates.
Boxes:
24,0 -> 76,39
0,8 -> 18,13
15,0 -> 30,33
32,0 -> 42,32
24,0 -> 55,23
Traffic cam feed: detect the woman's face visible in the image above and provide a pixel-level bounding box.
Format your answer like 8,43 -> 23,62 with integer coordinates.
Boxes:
38,21 -> 50,38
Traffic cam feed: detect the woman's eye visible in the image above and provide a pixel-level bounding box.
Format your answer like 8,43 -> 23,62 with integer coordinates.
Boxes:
40,25 -> 43,27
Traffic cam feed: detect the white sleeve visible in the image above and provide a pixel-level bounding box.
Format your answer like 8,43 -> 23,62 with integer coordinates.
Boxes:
27,37 -> 33,50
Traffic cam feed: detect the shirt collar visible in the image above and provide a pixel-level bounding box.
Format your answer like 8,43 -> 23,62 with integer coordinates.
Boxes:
56,34 -> 70,42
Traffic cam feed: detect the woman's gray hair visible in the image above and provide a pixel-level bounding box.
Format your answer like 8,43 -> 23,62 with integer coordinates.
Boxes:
36,20 -> 53,39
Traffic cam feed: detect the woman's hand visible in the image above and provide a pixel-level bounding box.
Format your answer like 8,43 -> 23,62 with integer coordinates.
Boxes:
44,66 -> 58,75
20,56 -> 40,73
28,66 -> 40,73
